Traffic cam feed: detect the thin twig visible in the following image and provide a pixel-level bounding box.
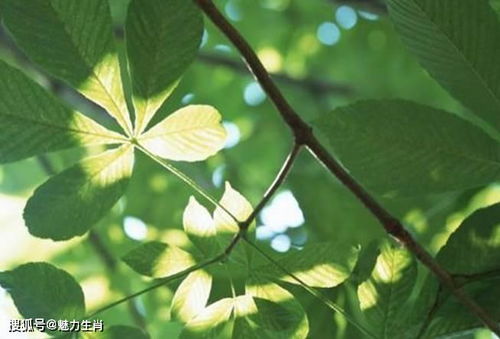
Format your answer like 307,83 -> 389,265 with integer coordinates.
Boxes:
87,222 -> 248,318
242,142 -> 302,229
244,238 -> 376,339
194,0 -> 500,333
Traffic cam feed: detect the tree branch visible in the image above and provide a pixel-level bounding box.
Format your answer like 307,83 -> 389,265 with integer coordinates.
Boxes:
198,52 -> 355,96
194,0 -> 500,334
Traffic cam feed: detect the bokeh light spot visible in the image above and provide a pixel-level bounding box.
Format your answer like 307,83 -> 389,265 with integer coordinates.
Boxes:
335,6 -> 358,30
317,22 -> 341,46
244,82 -> 267,106
271,234 -> 292,252
123,216 -> 148,241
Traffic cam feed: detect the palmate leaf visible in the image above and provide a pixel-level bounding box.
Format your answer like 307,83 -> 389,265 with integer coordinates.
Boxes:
24,145 -> 135,241
314,100 -> 500,196
1,0 -> 132,134
0,263 -> 85,321
0,60 -> 124,164
255,242 -> 359,288
139,105 -> 227,162
357,243 -> 417,339
126,0 -> 204,134
387,0 -> 500,131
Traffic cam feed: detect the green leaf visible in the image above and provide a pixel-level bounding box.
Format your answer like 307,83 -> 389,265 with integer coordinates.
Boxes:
357,243 -> 417,339
246,277 -> 309,339
314,100 -> 500,196
82,325 -> 150,339
126,0 -> 204,134
255,243 -> 359,288
436,203 -> 500,275
138,105 -> 227,162
122,241 -> 196,278
0,60 -> 124,164
1,0 -> 132,134
24,145 -> 134,240
180,298 -> 234,339
422,278 -> 500,338
387,0 -> 500,131
0,263 -> 85,320
183,197 -> 220,258
171,270 -> 212,324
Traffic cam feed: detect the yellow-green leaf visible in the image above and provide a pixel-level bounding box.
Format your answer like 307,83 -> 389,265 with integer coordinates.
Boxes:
183,197 -> 220,257
24,145 -> 134,240
138,105 -> 227,162
171,270 -> 212,324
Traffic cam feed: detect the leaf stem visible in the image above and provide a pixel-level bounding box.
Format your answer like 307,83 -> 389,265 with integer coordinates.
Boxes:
194,0 -> 500,334
244,238 -> 376,339
87,254 -> 223,319
135,142 -> 237,222
242,142 -> 302,229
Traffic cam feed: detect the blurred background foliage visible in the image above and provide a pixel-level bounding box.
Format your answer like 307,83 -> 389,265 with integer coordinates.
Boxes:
0,0 -> 499,338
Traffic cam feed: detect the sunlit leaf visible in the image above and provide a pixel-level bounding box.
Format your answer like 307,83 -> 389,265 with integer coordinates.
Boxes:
180,298 -> 234,339
0,60 -> 124,164
1,0 -> 132,134
213,182 -> 253,234
139,105 -> 227,162
183,197 -> 220,257
126,0 -> 203,134
213,182 -> 254,267
436,203 -> 500,275
24,145 -> 134,240
82,325 -> 150,339
255,243 -> 359,288
357,243 -> 417,338
0,262 -> 85,320
122,241 -> 196,278
246,277 -> 309,338
387,0 -> 500,131
314,100 -> 500,196
171,270 -> 212,324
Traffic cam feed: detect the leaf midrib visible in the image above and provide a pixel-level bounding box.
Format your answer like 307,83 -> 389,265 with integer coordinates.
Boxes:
141,123 -> 221,140
1,111 -> 126,142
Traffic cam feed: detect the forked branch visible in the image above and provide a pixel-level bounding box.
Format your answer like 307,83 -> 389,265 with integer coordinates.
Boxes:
194,0 -> 500,334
